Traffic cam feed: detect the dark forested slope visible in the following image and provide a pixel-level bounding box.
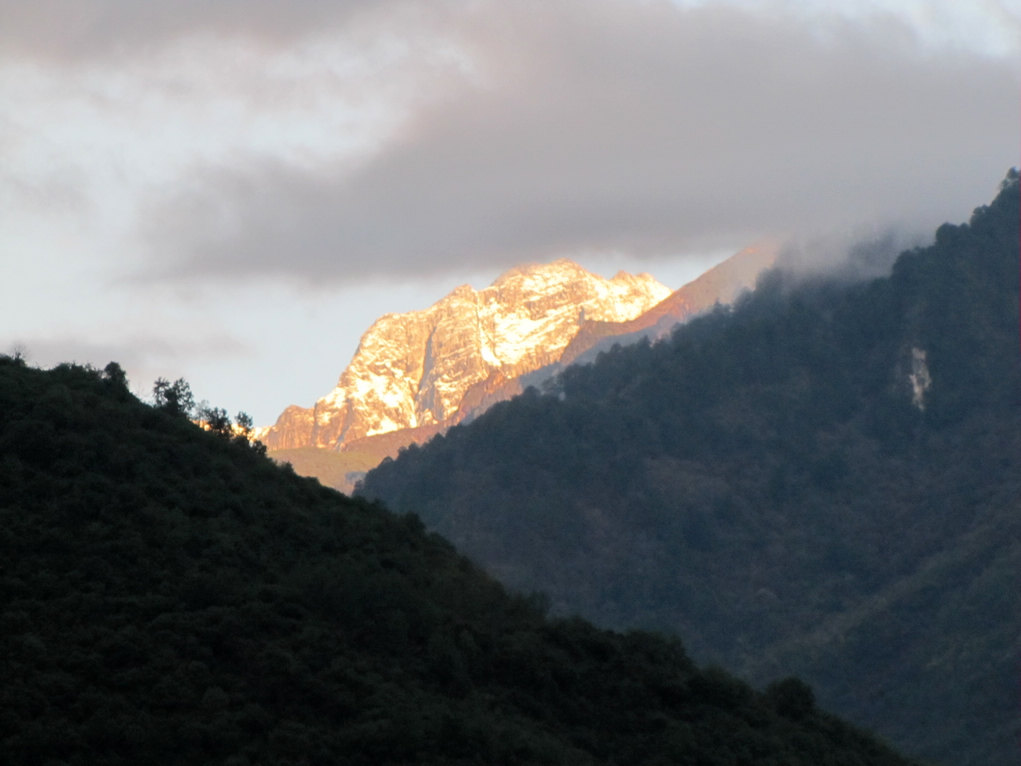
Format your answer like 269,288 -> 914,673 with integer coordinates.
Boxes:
360,171 -> 1021,766
0,358 -> 918,765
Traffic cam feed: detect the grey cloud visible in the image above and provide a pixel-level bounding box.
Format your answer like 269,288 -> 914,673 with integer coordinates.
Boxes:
0,0 -> 408,61
138,1 -> 1019,284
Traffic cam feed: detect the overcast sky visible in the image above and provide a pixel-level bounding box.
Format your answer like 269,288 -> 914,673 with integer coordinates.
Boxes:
2,0 -> 1018,424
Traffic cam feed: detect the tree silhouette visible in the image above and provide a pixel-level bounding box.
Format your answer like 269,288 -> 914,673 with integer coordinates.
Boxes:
152,377 -> 195,417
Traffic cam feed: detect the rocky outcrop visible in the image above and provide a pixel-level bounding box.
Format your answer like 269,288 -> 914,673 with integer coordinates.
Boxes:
261,259 -> 670,450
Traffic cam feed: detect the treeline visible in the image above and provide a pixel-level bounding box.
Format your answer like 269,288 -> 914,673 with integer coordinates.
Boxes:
0,357 -> 918,764
359,170 -> 1021,765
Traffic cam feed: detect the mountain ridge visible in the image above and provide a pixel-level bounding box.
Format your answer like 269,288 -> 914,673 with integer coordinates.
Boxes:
260,249 -> 773,492
558,242 -> 778,368
0,355 -> 921,765
259,259 -> 670,451
359,170 -> 1021,766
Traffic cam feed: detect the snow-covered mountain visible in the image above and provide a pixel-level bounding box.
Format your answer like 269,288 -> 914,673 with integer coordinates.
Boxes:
259,259 -> 670,450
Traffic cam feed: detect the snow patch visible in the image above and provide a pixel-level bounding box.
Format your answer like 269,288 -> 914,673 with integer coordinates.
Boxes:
909,347 -> 931,410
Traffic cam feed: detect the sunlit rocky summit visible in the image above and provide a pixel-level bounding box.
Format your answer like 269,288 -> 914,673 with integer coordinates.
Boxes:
260,260 -> 670,450
259,250 -> 774,488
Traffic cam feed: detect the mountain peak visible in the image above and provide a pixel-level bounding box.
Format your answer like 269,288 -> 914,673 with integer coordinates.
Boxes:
261,259 -> 670,451
489,258 -> 595,288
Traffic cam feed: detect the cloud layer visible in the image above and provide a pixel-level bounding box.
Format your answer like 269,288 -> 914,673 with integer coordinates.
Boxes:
0,1 -> 387,60
120,0 -> 1018,285
5,0 -> 1020,289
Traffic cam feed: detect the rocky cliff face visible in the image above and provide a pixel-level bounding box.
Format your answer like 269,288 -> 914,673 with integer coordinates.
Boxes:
260,260 -> 670,450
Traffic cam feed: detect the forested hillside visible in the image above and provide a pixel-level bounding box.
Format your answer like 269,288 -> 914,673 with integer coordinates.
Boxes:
0,358 -> 919,764
361,170 -> 1021,766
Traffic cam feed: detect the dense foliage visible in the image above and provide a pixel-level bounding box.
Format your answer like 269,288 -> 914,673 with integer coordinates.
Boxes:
0,359 -> 919,764
361,171 -> 1021,766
